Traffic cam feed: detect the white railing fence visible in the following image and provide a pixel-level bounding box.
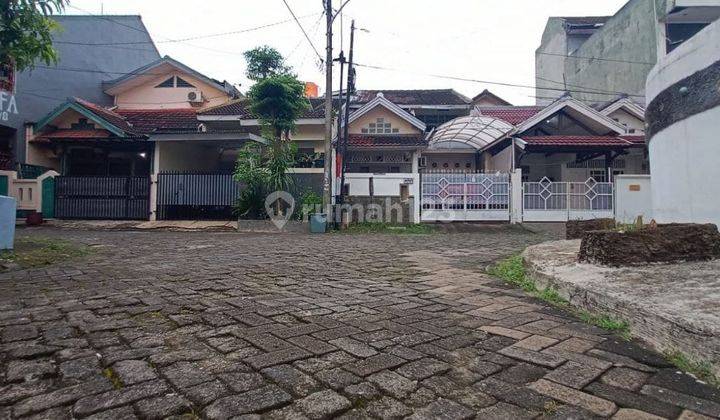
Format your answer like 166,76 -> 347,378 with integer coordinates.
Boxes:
522,177 -> 614,222
421,172 -> 510,221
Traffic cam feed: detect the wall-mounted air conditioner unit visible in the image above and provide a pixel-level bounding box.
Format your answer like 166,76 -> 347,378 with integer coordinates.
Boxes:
187,90 -> 203,103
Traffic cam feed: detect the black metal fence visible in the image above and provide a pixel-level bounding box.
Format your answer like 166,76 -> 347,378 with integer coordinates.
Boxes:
55,176 -> 150,220
156,172 -> 243,220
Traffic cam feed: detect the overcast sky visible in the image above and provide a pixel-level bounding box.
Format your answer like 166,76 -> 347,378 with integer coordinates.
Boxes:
64,0 -> 628,105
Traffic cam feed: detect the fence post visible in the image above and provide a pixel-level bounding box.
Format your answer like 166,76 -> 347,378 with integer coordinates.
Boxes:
37,171 -> 59,218
510,169 -> 523,224
149,173 -> 158,221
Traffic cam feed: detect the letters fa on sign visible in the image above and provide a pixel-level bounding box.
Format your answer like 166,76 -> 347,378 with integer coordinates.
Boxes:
0,91 -> 18,122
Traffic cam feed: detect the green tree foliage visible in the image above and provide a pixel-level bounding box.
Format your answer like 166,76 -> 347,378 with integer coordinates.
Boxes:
1,0 -> 68,72
247,74 -> 309,140
243,45 -> 292,81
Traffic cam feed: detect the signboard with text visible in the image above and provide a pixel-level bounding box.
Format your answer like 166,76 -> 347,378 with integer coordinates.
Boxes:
0,58 -> 18,122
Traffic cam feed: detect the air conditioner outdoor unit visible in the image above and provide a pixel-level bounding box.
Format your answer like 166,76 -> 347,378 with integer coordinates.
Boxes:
187,90 -> 203,103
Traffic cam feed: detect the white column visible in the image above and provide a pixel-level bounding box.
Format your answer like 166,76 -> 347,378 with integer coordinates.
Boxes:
510,169 -> 523,224
149,142 -> 161,221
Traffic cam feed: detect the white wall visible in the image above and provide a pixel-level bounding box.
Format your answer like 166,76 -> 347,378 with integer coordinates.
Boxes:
615,175 -> 652,224
646,20 -> 720,226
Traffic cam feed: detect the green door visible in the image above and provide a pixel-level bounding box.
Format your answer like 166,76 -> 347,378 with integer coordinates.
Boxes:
0,175 -> 7,196
41,176 -> 55,218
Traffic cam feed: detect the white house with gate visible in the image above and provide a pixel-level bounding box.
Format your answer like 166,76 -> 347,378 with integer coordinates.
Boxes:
333,92 -> 649,224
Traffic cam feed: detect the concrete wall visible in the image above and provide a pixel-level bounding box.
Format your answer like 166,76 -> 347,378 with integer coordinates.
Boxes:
155,141 -> 222,172
536,0 -> 668,105
615,174 -> 652,223
535,18 -> 570,105
606,109 -> 646,134
646,19 -> 720,226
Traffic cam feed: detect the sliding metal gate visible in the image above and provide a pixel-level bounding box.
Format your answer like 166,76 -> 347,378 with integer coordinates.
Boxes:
156,172 -> 242,220
421,172 -> 511,221
54,176 -> 150,220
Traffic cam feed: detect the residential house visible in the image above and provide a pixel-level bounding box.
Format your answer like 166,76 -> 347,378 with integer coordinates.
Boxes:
536,0 -> 720,105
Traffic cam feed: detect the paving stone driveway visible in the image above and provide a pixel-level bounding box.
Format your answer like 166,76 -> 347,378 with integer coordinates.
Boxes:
1,227 -> 719,420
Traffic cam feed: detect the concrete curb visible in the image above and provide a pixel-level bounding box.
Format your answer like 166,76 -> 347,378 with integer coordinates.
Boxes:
522,240 -> 720,376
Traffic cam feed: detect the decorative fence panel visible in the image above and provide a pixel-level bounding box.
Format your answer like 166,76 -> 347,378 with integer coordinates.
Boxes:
523,177 -> 614,222
55,176 -> 150,220
421,172 -> 510,221
156,172 -> 242,220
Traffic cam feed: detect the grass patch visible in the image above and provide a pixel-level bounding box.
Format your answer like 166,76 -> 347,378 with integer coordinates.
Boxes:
102,367 -> 123,389
487,254 -> 632,340
0,236 -> 91,270
665,350 -> 720,388
338,222 -> 437,235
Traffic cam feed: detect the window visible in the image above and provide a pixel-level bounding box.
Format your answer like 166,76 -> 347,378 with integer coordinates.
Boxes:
156,77 -> 175,88
175,77 -> 195,88
389,166 -> 400,173
364,118 -> 396,134
155,76 -> 196,88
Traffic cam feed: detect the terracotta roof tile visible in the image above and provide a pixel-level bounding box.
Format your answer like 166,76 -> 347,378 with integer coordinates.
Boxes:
74,97 -> 135,133
347,134 -> 427,149
477,106 -> 544,125
116,108 -> 199,134
199,98 -> 326,119
353,90 -> 470,106
619,135 -> 646,145
37,129 -> 112,139
521,135 -> 633,148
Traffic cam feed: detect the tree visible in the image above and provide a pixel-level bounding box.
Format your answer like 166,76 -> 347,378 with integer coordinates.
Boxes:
243,46 -> 292,81
1,0 -> 68,72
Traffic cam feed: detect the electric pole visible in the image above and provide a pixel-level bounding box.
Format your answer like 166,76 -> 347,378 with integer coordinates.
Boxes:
322,0 -> 334,214
339,20 -> 355,204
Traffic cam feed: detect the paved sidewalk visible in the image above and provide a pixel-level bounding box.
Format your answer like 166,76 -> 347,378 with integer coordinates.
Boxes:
0,228 -> 718,419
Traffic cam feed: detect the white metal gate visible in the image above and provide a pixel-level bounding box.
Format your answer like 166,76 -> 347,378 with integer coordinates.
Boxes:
522,177 -> 614,222
421,172 -> 510,221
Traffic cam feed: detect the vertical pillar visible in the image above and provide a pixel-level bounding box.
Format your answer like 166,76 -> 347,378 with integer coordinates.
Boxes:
510,168 -> 523,224
149,142 -> 161,221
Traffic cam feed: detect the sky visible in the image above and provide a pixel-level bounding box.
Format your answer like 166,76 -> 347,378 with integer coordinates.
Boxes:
63,0 -> 629,105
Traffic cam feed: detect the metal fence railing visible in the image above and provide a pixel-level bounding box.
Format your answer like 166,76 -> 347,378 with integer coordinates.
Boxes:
523,177 -> 613,212
55,176 -> 150,220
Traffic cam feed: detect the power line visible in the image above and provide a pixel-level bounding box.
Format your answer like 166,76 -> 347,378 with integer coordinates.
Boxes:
19,90 -> 230,106
536,51 -> 655,66
353,62 -> 644,99
55,13 -> 320,46
280,0 -> 324,63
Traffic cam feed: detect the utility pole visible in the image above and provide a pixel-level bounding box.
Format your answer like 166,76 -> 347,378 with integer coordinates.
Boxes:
339,20 -> 355,204
334,51 -> 346,204
322,0 -> 334,214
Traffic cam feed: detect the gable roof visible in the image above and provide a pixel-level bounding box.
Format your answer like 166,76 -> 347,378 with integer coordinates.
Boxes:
35,97 -> 138,138
515,96 -> 627,135
347,92 -> 427,132
518,135 -> 633,148
352,89 -> 470,107
116,108 -> 199,134
599,97 -> 646,121
472,89 -> 512,106
198,97 -> 327,120
477,106 -> 544,125
103,56 -> 240,97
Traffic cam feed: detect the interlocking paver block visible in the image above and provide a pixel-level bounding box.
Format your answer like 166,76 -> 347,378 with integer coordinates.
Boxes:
406,398 -> 474,420
395,357 -> 450,380
261,364 -> 321,397
329,337 -> 378,358
203,384 -> 292,419
344,353 -> 405,377
528,379 -> 617,417
295,389 -> 351,419
368,370 -> 418,398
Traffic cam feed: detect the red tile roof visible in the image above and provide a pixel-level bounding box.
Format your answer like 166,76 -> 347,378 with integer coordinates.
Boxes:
619,135 -> 646,145
73,97 -> 135,133
521,135 -> 633,148
477,106 -> 544,125
347,134 -> 427,149
117,108 -> 199,134
200,98 -> 326,119
35,129 -> 112,141
353,90 -> 470,106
